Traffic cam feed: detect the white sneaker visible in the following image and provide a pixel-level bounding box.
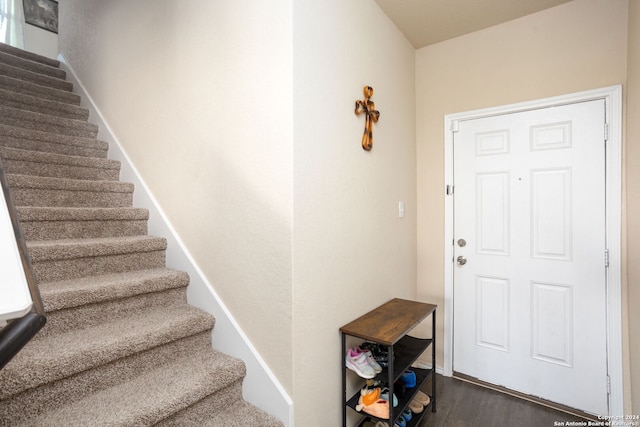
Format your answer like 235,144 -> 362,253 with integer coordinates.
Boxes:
345,347 -> 376,379
359,347 -> 383,373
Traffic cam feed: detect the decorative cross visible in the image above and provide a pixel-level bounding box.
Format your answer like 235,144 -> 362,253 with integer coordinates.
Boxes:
355,86 -> 380,151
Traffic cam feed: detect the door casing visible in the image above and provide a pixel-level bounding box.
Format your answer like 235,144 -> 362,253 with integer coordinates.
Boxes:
443,85 -> 623,415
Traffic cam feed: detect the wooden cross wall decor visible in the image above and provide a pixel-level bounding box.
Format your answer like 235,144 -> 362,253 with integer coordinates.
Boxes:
355,86 -> 380,151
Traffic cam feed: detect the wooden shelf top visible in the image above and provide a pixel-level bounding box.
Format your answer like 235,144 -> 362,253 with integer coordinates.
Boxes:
339,298 -> 437,345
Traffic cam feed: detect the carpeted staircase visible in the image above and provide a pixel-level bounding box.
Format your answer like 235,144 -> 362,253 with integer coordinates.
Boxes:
0,42 -> 283,427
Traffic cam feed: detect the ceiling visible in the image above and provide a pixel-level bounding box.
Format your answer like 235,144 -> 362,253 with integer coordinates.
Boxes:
374,0 -> 574,49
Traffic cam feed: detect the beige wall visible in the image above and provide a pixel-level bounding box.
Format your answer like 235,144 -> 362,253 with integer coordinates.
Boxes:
292,1 -> 416,425
59,0 -> 295,392
626,0 -> 640,414
416,0 -> 630,406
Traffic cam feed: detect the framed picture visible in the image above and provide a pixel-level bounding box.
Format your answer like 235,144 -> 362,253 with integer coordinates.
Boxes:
23,0 -> 58,34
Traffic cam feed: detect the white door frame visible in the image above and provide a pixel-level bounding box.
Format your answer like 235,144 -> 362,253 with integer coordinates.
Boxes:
443,85 -> 623,415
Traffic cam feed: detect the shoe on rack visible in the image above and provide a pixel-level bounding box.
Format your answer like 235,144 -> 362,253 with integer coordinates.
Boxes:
400,370 -> 416,388
413,389 -> 431,406
408,399 -> 424,414
346,347 -> 377,379
357,346 -> 383,373
361,342 -> 389,367
401,409 -> 412,422
380,387 -> 398,407
362,399 -> 390,419
394,418 -> 406,427
356,387 -> 381,412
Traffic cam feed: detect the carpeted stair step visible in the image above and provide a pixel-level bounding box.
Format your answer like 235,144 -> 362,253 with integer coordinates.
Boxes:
7,174 -> 134,208
10,347 -> 246,427
36,268 -> 190,338
0,50 -> 66,80
0,146 -> 119,181
0,87 -> 90,121
0,61 -> 72,92
0,331 -> 214,425
0,105 -> 98,138
27,235 -> 167,282
0,124 -> 108,158
0,146 -> 120,181
0,303 -> 216,400
0,74 -> 81,105
160,399 -> 284,427
0,42 -> 60,68
17,206 -> 148,240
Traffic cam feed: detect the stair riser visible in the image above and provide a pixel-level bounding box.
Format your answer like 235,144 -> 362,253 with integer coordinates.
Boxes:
31,250 -> 167,282
10,188 -> 133,208
0,51 -> 66,80
0,76 -> 81,105
0,332 -> 214,425
20,218 -> 148,241
0,94 -> 90,121
38,287 -> 188,339
0,62 -> 72,92
2,158 -> 120,181
158,381 -> 244,427
0,115 -> 98,139
0,133 -> 108,159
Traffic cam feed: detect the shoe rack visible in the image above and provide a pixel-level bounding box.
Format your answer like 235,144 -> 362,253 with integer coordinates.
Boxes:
340,298 -> 437,427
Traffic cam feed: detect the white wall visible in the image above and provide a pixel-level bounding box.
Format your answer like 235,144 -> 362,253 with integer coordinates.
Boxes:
292,1 -> 416,425
23,23 -> 57,59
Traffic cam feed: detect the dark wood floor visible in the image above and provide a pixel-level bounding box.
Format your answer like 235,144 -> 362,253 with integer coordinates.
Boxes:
418,375 -> 589,427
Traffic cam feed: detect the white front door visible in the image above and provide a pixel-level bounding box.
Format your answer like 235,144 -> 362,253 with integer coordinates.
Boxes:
452,99 -> 609,415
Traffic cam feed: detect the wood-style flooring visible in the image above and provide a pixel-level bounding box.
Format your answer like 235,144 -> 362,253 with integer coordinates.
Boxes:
418,375 -> 590,427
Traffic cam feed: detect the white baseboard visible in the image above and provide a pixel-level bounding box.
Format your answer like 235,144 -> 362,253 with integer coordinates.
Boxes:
57,55 -> 293,426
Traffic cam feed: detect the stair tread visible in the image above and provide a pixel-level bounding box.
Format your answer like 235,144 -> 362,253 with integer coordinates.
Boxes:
39,267 -> 189,311
0,87 -> 89,120
0,74 -> 80,105
18,206 -> 148,221
0,51 -> 66,80
197,401 -> 284,427
0,304 -> 216,399
16,347 -> 244,427
0,146 -> 119,170
0,104 -> 98,133
0,123 -> 108,155
0,42 -> 60,67
0,62 -> 72,92
27,235 -> 167,261
7,174 -> 134,192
